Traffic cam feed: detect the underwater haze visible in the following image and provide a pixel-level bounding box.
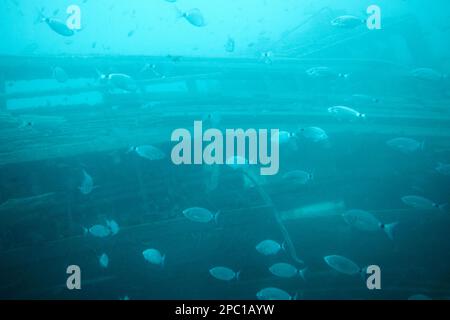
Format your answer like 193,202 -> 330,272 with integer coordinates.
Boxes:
0,0 -> 450,300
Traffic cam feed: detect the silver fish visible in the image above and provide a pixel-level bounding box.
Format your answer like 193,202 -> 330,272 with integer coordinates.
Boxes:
281,201 -> 346,221
131,145 -> 166,161
401,195 -> 444,210
328,106 -> 366,119
142,248 -> 165,267
410,68 -> 446,82
255,240 -> 284,256
257,287 -> 297,300
386,138 -> 423,154
331,15 -> 365,28
183,207 -> 219,223
177,8 -> 206,27
282,170 -> 313,185
306,67 -> 348,79
38,14 -> 75,37
209,267 -> 240,281
324,255 -> 361,275
99,253 -> 109,268
99,73 -> 137,92
297,127 -> 328,143
269,263 -> 306,279
343,209 -> 398,240
106,219 -> 120,235
78,170 -> 95,195
84,224 -> 111,238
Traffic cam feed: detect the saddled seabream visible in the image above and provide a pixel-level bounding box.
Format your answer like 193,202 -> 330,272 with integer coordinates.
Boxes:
142,248 -> 165,267
282,170 -> 313,185
342,209 -> 398,240
106,219 -> 120,235
36,10 -> 75,37
306,66 -> 348,79
78,169 -> 97,195
129,145 -> 166,161
98,71 -> 138,92
410,68 -> 446,82
209,267 -> 240,281
182,207 -> 219,224
257,287 -> 297,300
269,263 -> 307,280
331,15 -> 365,28
175,7 -> 206,27
401,195 -> 446,211
255,239 -> 284,256
386,137 -> 423,154
324,255 -> 363,276
328,106 -> 366,119
84,224 -> 111,238
99,253 -> 109,269
280,201 -> 345,221
297,127 -> 328,143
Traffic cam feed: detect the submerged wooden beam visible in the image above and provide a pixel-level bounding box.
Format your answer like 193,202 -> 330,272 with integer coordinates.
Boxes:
0,73 -> 223,100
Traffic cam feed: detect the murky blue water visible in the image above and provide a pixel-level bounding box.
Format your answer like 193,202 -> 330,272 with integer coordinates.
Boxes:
0,0 -> 449,300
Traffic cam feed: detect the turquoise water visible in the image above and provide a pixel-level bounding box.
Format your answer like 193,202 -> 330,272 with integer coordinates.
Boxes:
0,0 -> 449,300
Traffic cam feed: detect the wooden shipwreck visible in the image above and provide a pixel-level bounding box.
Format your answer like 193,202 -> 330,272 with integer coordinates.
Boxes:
0,12 -> 449,299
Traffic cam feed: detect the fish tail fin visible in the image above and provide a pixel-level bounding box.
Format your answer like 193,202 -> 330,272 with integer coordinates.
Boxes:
83,227 -> 88,236
281,241 -> 286,252
310,170 -> 315,181
236,271 -> 241,281
126,146 -> 136,154
95,68 -> 107,82
95,68 -> 102,77
174,6 -> 184,19
214,211 -> 221,225
438,203 -> 448,212
161,255 -> 166,268
298,267 -> 308,281
384,222 -> 399,240
34,8 -> 45,25
420,140 -> 425,151
359,266 -> 368,280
